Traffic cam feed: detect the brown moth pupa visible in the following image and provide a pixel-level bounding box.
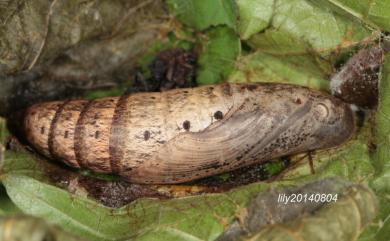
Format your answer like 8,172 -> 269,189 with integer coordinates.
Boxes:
23,83 -> 355,184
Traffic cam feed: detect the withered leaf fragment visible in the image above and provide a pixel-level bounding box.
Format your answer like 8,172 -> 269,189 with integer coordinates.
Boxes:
218,177 -> 378,241
0,215 -> 86,241
331,46 -> 384,108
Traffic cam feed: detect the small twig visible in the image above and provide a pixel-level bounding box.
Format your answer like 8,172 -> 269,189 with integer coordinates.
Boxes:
0,143 -> 4,170
308,151 -> 315,174
65,81 -> 118,90
27,0 -> 58,70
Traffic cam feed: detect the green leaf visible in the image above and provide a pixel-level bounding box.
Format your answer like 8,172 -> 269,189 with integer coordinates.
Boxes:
0,184 -> 20,215
196,27 -> 241,85
241,0 -> 376,55
1,150 -> 270,241
237,0 -> 274,40
2,148 -> 379,241
361,53 -> 390,241
371,53 -> 390,191
228,51 -> 331,90
166,0 -> 238,31
318,0 -> 390,31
